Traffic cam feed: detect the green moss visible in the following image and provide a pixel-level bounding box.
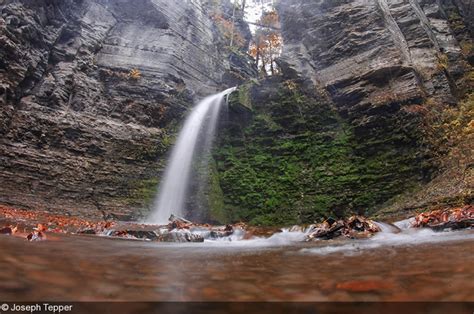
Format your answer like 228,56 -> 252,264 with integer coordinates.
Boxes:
126,178 -> 159,208
212,80 -> 431,226
230,79 -> 259,111
208,160 -> 228,224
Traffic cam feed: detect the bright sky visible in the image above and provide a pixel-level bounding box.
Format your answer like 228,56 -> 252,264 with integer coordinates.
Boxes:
232,0 -> 275,33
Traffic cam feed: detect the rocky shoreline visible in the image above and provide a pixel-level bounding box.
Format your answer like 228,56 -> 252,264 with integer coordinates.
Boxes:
0,204 -> 472,244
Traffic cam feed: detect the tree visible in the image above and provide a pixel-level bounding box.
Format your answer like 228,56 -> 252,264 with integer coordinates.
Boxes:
249,9 -> 282,76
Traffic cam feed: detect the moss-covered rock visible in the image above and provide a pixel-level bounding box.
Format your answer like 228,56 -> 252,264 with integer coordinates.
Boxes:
213,79 -> 434,226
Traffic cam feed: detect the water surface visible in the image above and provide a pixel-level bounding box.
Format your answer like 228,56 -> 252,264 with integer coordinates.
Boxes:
0,230 -> 472,301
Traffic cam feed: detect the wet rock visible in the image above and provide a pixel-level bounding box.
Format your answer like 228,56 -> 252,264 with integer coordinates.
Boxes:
78,229 -> 97,235
123,230 -> 159,241
306,216 -> 381,241
0,0 -> 253,219
208,225 -> 234,239
165,217 -> 238,240
27,231 -> 45,241
306,221 -> 345,241
157,230 -> 204,243
0,226 -> 16,235
169,215 -> 192,224
412,205 -> 474,230
168,215 -> 193,230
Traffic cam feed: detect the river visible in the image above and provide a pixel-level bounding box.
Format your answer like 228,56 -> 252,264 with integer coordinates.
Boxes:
0,229 -> 472,302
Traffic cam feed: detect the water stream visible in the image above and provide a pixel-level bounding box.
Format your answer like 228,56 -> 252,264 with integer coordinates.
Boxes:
0,223 -> 471,301
148,87 -> 236,224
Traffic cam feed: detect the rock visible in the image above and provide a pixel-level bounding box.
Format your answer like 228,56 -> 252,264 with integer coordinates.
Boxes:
168,215 -> 194,230
306,221 -> 345,241
412,205 -> 474,230
429,219 -> 474,231
121,230 -> 159,241
77,229 -> 97,235
346,216 -> 380,234
0,226 -> 16,235
169,215 -> 192,223
306,216 -> 381,241
0,0 -> 252,219
277,0 -> 467,112
26,231 -> 45,241
157,230 -> 204,243
208,224 -> 234,239
215,0 -> 472,223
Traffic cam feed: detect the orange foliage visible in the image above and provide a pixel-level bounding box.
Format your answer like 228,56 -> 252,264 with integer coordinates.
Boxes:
211,13 -> 246,48
0,205 -> 116,236
412,205 -> 473,228
249,9 -> 282,75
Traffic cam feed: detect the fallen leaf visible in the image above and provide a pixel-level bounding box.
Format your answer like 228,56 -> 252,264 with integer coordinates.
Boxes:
35,224 -> 47,232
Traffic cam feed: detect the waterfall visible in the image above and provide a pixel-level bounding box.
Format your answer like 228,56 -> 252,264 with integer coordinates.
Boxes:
148,87 -> 236,224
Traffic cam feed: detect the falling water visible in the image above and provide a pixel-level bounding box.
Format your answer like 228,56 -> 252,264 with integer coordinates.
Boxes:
148,87 -> 236,224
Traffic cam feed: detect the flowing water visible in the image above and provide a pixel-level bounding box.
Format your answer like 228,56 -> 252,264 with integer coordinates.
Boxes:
0,222 -> 472,302
148,87 -> 236,224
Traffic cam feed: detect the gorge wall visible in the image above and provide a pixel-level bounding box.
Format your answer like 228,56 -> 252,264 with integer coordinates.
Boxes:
212,0 -> 473,225
0,0 -> 253,219
0,0 -> 471,224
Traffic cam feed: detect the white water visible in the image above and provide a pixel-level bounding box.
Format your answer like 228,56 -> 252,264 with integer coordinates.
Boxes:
148,87 -> 236,224
301,222 -> 474,255
170,221 -> 473,250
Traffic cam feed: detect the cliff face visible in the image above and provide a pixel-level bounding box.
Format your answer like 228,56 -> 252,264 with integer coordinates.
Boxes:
212,0 -> 472,225
275,0 -> 473,217
278,0 -> 471,112
1,0 -> 471,224
0,0 -> 253,219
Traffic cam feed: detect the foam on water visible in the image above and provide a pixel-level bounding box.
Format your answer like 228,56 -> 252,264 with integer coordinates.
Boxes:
184,221 -> 473,251
198,229 -> 307,247
300,228 -> 474,255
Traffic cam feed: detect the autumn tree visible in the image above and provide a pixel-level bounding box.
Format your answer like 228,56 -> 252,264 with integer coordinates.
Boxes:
209,1 -> 247,50
249,9 -> 282,76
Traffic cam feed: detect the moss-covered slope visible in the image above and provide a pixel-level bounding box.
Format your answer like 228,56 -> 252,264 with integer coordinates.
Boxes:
211,79 -> 433,225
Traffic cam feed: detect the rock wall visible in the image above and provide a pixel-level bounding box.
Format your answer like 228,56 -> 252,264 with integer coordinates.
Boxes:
0,0 -> 253,219
278,0 -> 471,114
211,0 -> 472,225
213,78 -> 433,225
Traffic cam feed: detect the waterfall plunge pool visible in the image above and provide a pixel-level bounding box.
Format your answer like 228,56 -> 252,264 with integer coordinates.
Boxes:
0,224 -> 472,302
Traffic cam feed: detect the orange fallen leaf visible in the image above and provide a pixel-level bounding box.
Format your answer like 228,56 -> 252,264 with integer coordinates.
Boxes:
35,224 -> 47,232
